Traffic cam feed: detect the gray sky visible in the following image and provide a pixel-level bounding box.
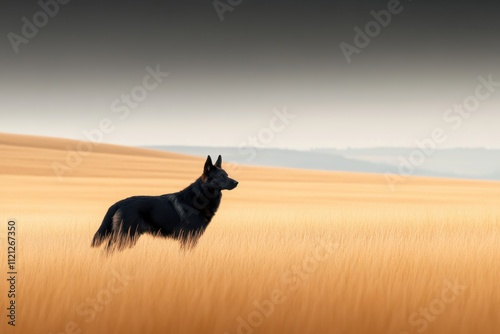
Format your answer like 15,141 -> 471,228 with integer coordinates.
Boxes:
1,0 -> 499,149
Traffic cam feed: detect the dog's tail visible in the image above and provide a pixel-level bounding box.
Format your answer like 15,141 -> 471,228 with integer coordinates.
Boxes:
91,203 -> 119,248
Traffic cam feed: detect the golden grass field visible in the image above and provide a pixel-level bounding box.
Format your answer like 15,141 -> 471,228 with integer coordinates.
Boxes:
0,133 -> 499,334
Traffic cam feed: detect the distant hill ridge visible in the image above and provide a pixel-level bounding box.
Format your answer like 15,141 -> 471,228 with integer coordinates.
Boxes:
146,146 -> 500,181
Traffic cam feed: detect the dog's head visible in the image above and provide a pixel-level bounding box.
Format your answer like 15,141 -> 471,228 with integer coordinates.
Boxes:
202,155 -> 238,191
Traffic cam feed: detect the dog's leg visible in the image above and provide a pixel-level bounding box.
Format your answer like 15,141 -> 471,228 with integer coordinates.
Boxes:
110,215 -> 143,252
180,232 -> 201,251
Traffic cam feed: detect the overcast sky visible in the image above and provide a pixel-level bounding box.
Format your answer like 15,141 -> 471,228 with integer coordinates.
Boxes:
1,0 -> 499,149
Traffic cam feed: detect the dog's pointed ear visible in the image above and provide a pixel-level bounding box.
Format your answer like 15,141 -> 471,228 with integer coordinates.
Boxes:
204,155 -> 213,173
215,155 -> 222,168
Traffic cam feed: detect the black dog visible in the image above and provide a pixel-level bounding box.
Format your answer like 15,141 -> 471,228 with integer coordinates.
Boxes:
91,155 -> 238,252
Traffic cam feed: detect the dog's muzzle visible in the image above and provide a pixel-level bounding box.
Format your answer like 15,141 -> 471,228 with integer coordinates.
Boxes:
227,179 -> 238,190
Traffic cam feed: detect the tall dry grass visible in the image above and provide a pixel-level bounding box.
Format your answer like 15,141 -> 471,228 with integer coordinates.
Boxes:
4,192 -> 500,334
1,133 -> 499,334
